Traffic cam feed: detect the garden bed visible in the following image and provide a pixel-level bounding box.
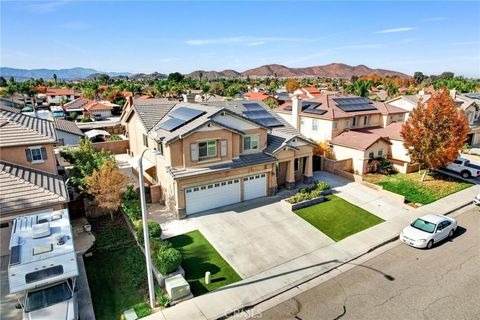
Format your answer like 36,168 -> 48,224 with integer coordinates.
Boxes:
286,181 -> 331,205
363,171 -> 473,205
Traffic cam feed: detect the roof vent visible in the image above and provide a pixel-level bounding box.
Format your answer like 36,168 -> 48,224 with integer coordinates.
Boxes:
32,222 -> 51,239
55,234 -> 65,245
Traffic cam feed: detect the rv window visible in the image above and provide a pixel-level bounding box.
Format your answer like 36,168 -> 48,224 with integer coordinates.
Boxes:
25,281 -> 72,312
25,265 -> 64,284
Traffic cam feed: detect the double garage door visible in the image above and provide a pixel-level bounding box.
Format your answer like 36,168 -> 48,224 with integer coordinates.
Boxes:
185,174 -> 267,215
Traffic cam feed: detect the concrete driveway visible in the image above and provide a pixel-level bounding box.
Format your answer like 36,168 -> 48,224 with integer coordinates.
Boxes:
162,194 -> 335,279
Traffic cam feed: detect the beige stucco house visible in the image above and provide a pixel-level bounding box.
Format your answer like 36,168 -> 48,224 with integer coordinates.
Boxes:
121,98 -> 315,218
0,105 -> 69,255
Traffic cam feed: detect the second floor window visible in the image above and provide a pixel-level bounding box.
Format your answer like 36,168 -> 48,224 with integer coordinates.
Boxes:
364,115 -> 370,125
333,121 -> 338,129
352,116 -> 359,127
143,134 -> 148,147
156,142 -> 164,156
243,135 -> 259,152
199,140 -> 216,158
345,120 -> 350,128
312,119 -> 319,131
25,147 -> 48,163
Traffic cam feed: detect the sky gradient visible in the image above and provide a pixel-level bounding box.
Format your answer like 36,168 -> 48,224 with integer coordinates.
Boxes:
1,1 -> 479,77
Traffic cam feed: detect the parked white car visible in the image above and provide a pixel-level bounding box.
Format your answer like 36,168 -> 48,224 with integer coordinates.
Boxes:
400,214 -> 457,249
446,157 -> 480,179
474,194 -> 480,205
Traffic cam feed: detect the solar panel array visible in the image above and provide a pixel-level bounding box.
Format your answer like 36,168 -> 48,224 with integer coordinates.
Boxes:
334,97 -> 377,112
158,107 -> 206,132
244,103 -> 265,111
284,102 -> 327,115
243,109 -> 283,127
466,93 -> 480,100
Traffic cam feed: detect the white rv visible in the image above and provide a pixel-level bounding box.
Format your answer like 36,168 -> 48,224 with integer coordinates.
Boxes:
8,209 -> 79,320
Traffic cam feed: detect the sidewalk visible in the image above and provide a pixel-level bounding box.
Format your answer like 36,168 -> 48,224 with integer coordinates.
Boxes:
146,184 -> 479,320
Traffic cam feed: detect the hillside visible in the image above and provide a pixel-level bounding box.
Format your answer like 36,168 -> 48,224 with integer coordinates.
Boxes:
0,67 -> 131,80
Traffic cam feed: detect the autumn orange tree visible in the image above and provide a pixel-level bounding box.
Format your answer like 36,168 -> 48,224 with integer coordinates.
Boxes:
285,78 -> 299,93
401,89 -> 469,181
85,161 -> 129,219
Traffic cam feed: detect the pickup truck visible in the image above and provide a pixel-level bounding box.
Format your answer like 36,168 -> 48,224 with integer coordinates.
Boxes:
446,157 -> 480,179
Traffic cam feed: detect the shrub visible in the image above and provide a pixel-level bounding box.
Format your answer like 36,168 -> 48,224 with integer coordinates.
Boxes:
366,157 -> 397,175
70,112 -> 78,121
81,116 -> 93,122
123,185 -> 139,201
136,221 -> 162,245
121,199 -> 141,222
287,180 -> 330,204
153,247 -> 182,275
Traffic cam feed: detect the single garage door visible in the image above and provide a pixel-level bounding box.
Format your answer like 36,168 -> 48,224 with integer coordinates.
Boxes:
243,173 -> 267,201
185,179 -> 241,215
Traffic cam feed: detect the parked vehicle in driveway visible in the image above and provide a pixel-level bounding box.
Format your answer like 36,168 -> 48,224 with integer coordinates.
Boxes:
400,214 -> 457,249
474,194 -> 480,205
446,157 -> 480,179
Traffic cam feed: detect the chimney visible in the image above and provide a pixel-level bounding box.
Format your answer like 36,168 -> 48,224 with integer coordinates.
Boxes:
449,89 -> 457,100
182,92 -> 196,103
418,89 -> 425,97
291,94 -> 302,130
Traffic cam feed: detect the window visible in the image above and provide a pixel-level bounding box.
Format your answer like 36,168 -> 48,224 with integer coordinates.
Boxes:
156,142 -> 164,156
378,149 -> 383,157
369,152 -> 374,159
26,147 -> 47,163
352,116 -> 359,127
243,135 -> 259,152
142,134 -> 148,147
333,121 -> 338,129
25,281 -> 71,313
344,120 -> 350,128
199,140 -> 216,158
364,115 -> 369,125
312,119 -> 319,131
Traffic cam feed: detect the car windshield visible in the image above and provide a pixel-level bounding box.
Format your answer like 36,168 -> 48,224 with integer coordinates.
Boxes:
25,282 -> 72,313
410,219 -> 436,233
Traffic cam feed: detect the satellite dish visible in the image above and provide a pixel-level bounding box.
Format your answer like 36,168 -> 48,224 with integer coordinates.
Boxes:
148,131 -> 159,140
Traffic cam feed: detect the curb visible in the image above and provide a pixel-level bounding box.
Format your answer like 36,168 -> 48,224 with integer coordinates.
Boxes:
219,199 -> 474,320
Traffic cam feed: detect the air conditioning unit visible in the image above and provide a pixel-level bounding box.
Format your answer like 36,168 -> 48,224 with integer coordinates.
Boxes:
165,274 -> 191,301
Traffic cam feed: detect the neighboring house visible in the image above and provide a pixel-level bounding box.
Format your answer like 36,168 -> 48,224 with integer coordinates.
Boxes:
45,88 -> 77,105
0,106 -> 68,255
275,94 -> 411,174
63,98 -> 114,120
294,87 -> 323,99
122,98 -> 315,218
53,118 -> 84,145
244,92 -> 279,108
388,90 -> 480,146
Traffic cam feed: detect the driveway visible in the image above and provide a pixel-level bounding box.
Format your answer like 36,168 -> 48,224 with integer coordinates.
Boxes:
160,194 -> 335,279
0,256 -> 21,320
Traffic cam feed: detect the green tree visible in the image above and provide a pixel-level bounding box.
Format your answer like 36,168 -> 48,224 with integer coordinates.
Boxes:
4,83 -> 17,106
413,72 -> 426,84
167,72 -> 184,83
53,73 -> 58,85
0,76 -> 7,87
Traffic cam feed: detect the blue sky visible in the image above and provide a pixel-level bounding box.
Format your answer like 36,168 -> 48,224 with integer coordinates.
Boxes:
1,1 -> 479,77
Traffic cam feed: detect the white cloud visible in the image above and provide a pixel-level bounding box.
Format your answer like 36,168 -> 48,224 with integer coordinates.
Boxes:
185,36 -> 305,46
375,27 -> 414,34
421,17 -> 447,22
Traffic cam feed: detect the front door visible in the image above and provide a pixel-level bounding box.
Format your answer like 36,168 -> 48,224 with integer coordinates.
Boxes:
276,162 -> 288,186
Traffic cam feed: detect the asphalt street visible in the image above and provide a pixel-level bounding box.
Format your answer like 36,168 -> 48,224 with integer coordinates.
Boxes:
258,206 -> 480,320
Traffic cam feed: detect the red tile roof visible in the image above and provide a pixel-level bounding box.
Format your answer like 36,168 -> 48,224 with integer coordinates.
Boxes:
84,102 -> 113,111
331,130 -> 391,150
352,123 -> 404,141
244,92 -> 271,101
46,88 -> 75,96
119,91 -> 134,97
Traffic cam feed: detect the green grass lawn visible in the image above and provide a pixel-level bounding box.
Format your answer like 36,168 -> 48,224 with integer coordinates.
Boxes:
365,171 -> 472,205
84,216 -> 151,320
294,195 -> 384,241
168,230 -> 241,296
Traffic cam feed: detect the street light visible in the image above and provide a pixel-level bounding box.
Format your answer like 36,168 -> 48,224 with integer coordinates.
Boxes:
138,131 -> 161,308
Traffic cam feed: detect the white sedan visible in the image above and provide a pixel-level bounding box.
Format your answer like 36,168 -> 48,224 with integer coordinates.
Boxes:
400,214 -> 457,249
474,194 -> 480,205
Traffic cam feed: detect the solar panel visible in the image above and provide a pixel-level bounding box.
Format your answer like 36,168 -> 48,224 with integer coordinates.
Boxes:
243,110 -> 283,127
337,104 -> 377,112
169,107 -> 205,121
244,103 -> 265,111
304,108 -> 328,115
158,117 -> 185,132
243,110 -> 271,119
255,117 -> 283,127
466,93 -> 480,100
334,97 -> 371,105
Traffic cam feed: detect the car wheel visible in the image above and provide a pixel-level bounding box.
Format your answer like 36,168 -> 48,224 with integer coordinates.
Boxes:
449,229 -> 454,238
426,240 -> 434,249
461,171 -> 471,179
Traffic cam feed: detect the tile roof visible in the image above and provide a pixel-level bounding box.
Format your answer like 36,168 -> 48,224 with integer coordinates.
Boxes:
276,94 -> 408,120
132,99 -> 178,131
0,105 -> 20,113
330,130 -> 391,151
352,122 -> 404,141
64,97 -> 91,111
0,161 -> 69,215
0,107 -> 57,147
84,101 -> 113,111
53,118 -> 84,136
46,88 -> 74,96
244,92 -> 272,101
167,153 -> 277,179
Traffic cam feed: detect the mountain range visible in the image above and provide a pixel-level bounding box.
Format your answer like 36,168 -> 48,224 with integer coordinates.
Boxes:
1,63 -> 410,81
0,67 -> 131,80
186,63 -> 410,79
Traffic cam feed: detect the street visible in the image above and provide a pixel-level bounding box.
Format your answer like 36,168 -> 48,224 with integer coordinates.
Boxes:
258,206 -> 480,320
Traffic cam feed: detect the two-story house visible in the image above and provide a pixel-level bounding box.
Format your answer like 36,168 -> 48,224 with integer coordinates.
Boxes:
45,88 -> 77,105
0,105 -> 69,255
388,90 -> 480,146
275,94 -> 410,174
122,98 -> 315,218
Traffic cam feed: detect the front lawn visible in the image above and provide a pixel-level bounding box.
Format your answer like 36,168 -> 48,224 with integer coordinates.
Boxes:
84,216 -> 151,320
294,195 -> 384,241
168,230 -> 241,296
364,171 -> 472,205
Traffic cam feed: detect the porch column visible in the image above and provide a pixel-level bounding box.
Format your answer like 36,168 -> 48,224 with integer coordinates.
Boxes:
268,164 -> 278,195
303,155 -> 313,184
285,159 -> 296,190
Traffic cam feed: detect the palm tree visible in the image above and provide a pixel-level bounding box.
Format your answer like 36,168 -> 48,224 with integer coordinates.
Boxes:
53,73 -> 58,86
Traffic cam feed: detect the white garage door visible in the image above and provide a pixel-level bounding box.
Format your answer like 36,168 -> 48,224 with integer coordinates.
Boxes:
185,179 -> 241,215
243,173 -> 267,201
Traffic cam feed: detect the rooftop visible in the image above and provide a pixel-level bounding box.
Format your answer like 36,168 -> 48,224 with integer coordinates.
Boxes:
8,209 -> 78,293
330,129 -> 391,151
53,118 -> 84,136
